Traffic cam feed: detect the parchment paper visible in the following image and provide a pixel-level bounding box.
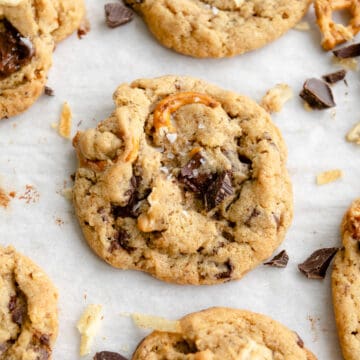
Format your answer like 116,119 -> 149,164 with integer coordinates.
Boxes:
1,2 -> 359,359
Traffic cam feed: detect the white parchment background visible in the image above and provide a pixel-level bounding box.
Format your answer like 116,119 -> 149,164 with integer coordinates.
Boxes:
1,2 -> 360,359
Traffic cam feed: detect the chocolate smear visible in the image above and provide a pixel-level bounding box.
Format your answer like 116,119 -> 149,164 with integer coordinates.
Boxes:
322,70 -> 346,84
44,86 -> 54,96
298,247 -> 339,279
264,250 -> 289,268
0,20 -> 35,79
333,43 -> 360,58
300,78 -> 335,110
94,351 -> 128,360
178,153 -> 211,192
104,3 -> 134,28
205,172 -> 233,210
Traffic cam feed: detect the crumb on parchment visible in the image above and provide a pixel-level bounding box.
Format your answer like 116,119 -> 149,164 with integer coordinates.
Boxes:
294,21 -> 310,31
260,84 -> 293,113
316,170 -> 343,185
77,304 -> 103,356
131,313 -> 181,333
333,56 -> 358,71
346,122 -> 360,145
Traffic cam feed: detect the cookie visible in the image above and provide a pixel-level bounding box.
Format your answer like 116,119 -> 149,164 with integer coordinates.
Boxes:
132,307 -> 317,359
124,0 -> 312,58
332,199 -> 360,360
0,246 -> 58,359
73,75 -> 293,285
0,0 -> 85,119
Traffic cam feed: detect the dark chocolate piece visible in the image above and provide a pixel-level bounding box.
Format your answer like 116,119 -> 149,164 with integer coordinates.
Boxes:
112,229 -> 135,253
44,86 -> 54,96
178,153 -> 211,192
94,351 -> 128,360
205,172 -> 233,210
322,70 -> 347,84
215,260 -> 234,279
264,250 -> 289,268
244,208 -> 261,227
333,43 -> 360,58
0,20 -> 35,79
299,78 -> 335,109
298,247 -> 339,279
104,3 -> 134,28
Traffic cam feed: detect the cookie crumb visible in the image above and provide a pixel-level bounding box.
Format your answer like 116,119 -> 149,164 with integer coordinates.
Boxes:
61,187 -> 73,200
333,56 -> 358,71
0,187 -> 10,208
77,304 -> 103,356
131,313 -> 180,333
77,18 -> 90,39
260,83 -> 293,113
294,21 -> 310,31
316,169 -> 342,185
18,185 -> 40,204
346,122 -> 360,145
58,102 -> 72,139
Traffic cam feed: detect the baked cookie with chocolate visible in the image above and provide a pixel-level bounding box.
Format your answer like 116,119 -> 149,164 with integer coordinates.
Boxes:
0,246 -> 58,359
0,0 -> 85,119
132,307 -> 317,359
332,199 -> 360,360
73,75 -> 293,285
124,0 -> 311,58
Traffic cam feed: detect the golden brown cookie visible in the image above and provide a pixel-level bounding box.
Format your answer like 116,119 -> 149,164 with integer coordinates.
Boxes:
0,246 -> 58,360
73,75 -> 293,285
124,0 -> 312,58
332,199 -> 360,360
132,307 -> 317,360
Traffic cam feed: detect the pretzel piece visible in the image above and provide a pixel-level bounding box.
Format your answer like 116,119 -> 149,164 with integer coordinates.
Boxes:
153,92 -> 219,131
315,0 -> 360,50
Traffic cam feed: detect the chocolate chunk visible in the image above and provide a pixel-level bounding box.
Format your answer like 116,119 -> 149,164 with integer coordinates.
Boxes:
264,250 -> 289,268
104,3 -> 134,28
8,295 -> 16,311
298,247 -> 339,279
39,334 -> 50,346
94,351 -> 128,360
215,260 -> 234,279
110,229 -> 134,253
295,332 -> 304,348
44,86 -> 54,96
299,78 -> 335,110
244,208 -> 261,227
9,294 -> 26,326
322,70 -> 347,84
0,20 -> 35,79
204,172 -> 233,210
179,153 -> 211,192
333,43 -> 360,58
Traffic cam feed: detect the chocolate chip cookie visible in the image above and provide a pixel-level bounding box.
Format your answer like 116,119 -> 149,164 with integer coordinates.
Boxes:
73,75 -> 293,285
124,0 -> 311,58
132,307 -> 317,359
0,246 -> 58,359
0,0 -> 85,119
332,199 -> 360,360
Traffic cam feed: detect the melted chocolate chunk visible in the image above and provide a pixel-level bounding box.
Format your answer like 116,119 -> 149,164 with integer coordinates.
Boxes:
205,172 -> 233,210
104,3 -> 134,28
244,208 -> 260,227
110,229 -> 135,253
39,334 -> 50,346
179,153 -> 212,193
322,70 -> 347,84
333,43 -> 360,58
215,260 -> 234,279
298,247 -> 339,279
299,78 -> 335,110
9,294 -> 26,326
264,250 -> 289,268
0,20 -> 35,79
94,351 -> 128,360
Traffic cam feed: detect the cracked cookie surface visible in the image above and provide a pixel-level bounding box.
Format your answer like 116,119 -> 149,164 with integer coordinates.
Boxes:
0,246 -> 58,360
132,307 -> 317,360
73,75 -> 293,285
124,0 -> 311,58
332,199 -> 360,360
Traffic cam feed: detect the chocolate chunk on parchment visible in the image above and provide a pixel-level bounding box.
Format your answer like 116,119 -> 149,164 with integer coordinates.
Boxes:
44,86 -> 55,96
322,69 -> 347,84
205,172 -> 233,210
179,153 -> 211,192
104,3 -> 134,28
300,78 -> 335,110
264,250 -> 289,268
0,20 -> 35,79
298,247 -> 339,279
333,43 -> 360,59
94,351 -> 128,360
